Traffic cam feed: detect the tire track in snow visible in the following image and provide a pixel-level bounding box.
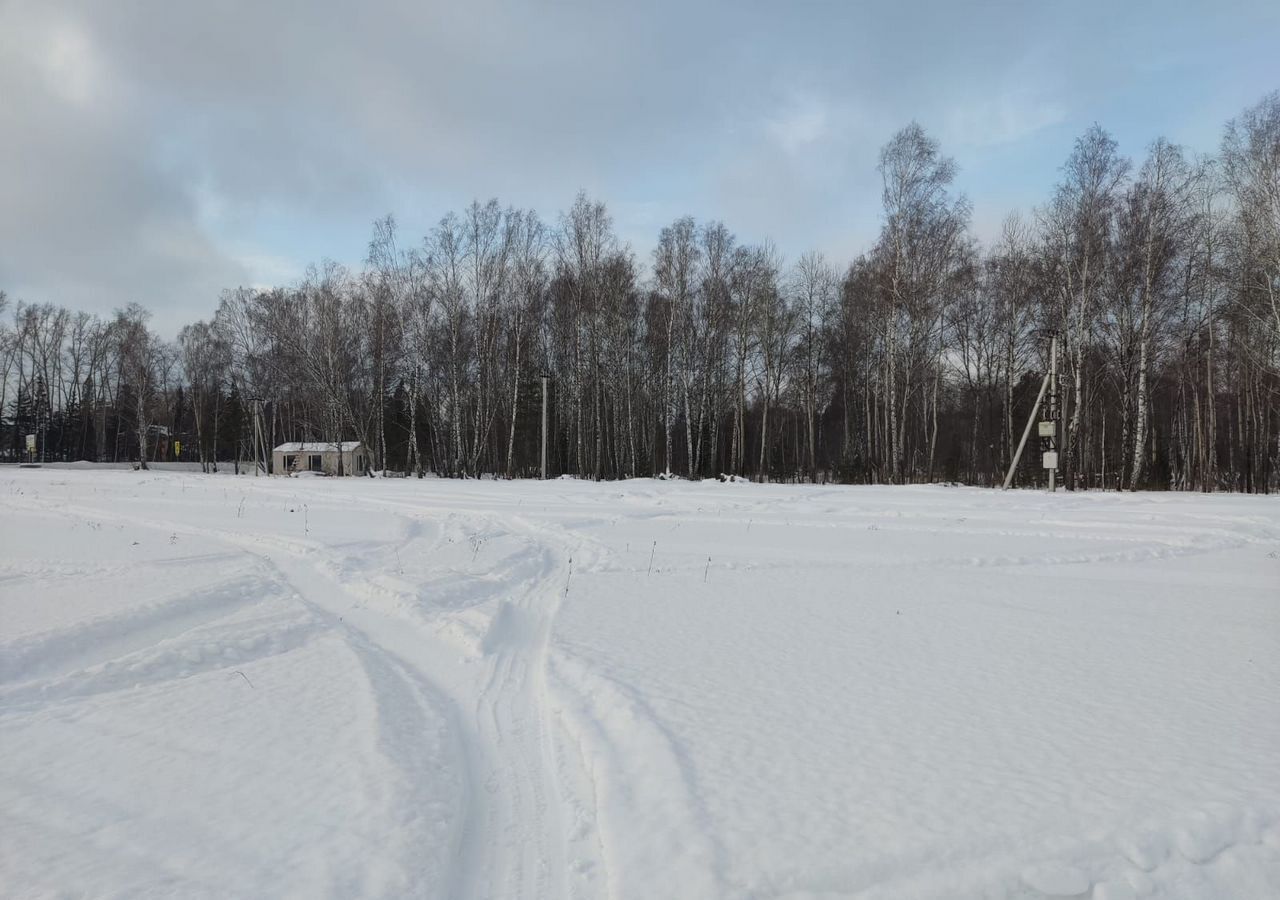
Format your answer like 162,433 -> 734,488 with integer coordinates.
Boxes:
26,484 -> 607,899
274,489 -> 619,897
10,495 -> 473,896
0,572 -> 273,685
256,501 -> 601,900
357,498 -> 628,898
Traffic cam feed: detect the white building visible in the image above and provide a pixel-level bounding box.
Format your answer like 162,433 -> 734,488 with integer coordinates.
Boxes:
273,441 -> 368,476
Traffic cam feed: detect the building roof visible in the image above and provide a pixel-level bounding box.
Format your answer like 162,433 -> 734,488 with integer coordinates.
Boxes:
274,441 -> 364,453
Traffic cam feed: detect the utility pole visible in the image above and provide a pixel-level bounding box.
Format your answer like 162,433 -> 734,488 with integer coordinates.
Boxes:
247,397 -> 268,476
1047,333 -> 1059,492
252,399 -> 261,476
539,374 -> 549,480
1002,331 -> 1061,491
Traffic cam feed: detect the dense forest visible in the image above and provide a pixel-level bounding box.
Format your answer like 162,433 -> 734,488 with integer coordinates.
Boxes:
2,92 -> 1277,490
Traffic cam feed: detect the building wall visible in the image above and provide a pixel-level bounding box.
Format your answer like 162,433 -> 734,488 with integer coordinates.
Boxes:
330,449 -> 366,476
272,448 -> 367,476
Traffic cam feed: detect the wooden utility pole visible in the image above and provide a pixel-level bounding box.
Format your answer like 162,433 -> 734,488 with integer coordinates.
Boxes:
248,397 -> 268,475
540,374 -> 549,480
1047,333 -> 1059,492
1003,332 -> 1060,491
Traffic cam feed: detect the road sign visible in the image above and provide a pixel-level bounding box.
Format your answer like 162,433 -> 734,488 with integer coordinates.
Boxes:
25,434 -> 36,453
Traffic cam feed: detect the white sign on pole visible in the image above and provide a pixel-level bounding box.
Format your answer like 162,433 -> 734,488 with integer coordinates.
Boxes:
1042,451 -> 1059,470
25,433 -> 36,453
1037,421 -> 1055,438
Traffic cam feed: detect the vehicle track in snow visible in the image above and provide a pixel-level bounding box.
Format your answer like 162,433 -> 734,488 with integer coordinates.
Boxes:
7,484 -> 607,899
303,493 -> 612,900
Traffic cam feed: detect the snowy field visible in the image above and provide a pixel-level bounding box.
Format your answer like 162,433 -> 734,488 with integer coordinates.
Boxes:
1,468 -> 1278,900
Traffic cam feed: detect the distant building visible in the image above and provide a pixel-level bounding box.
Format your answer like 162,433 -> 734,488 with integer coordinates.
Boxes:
273,441 -> 368,476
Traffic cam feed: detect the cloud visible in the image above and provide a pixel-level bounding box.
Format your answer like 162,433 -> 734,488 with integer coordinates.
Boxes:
0,0 -> 1270,331
944,91 -> 1068,148
37,15 -> 99,107
766,93 -> 832,155
0,3 -> 250,334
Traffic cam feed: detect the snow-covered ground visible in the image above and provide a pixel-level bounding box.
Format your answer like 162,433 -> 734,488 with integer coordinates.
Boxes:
1,469 -> 1278,900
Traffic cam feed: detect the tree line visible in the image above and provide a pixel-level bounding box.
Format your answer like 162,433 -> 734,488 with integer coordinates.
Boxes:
2,92 -> 1277,490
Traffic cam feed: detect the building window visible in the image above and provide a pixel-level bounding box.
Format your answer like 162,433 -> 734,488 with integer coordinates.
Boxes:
309,455 -> 322,471
357,455 -> 365,472
284,455 -> 297,471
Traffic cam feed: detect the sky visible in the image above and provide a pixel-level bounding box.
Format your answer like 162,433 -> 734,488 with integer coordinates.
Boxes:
1,0 -> 1277,335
